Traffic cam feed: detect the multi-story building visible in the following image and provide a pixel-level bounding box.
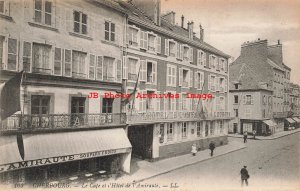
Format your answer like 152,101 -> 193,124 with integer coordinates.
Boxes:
119,0 -> 231,160
0,0 -> 132,184
229,39 -> 300,135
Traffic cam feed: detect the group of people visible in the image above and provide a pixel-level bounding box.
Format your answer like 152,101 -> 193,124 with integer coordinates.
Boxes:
191,142 -> 215,157
243,130 -> 257,143
191,142 -> 251,187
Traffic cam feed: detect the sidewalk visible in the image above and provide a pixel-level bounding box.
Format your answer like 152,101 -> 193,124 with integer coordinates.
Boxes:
228,128 -> 300,140
112,140 -> 246,183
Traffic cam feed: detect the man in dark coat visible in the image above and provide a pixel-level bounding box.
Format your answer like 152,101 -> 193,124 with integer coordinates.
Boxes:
240,165 -> 249,186
209,142 -> 215,157
243,131 -> 248,143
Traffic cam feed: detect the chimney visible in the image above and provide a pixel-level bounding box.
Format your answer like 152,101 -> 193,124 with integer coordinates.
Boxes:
199,24 -> 204,42
162,11 -> 175,25
188,21 -> 194,39
278,40 -> 281,45
130,0 -> 161,26
181,15 -> 184,28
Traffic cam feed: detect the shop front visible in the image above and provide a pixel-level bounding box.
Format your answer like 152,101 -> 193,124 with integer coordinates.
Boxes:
284,118 -> 296,130
0,128 -> 132,184
291,117 -> 300,128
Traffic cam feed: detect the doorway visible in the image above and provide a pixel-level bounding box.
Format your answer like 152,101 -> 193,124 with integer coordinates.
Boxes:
127,125 -> 153,160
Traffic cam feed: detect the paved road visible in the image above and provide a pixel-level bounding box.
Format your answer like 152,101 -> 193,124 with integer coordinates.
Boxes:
144,132 -> 300,190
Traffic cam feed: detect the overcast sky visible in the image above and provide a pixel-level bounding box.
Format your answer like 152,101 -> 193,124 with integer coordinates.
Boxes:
161,0 -> 300,84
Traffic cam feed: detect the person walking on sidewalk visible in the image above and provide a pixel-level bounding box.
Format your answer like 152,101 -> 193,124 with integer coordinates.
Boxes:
209,142 -> 215,157
253,130 -> 256,140
191,143 -> 197,156
240,165 -> 250,186
243,131 -> 248,143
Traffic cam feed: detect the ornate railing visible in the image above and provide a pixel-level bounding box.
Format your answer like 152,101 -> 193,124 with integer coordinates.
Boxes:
127,111 -> 231,124
0,113 -> 126,131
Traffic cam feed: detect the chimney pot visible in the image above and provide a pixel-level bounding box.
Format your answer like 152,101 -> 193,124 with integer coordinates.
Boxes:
181,15 -> 184,28
278,40 -> 280,45
258,38 -> 260,40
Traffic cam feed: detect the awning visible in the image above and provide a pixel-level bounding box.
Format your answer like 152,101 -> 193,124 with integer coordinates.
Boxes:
286,118 -> 296,124
263,120 -> 276,127
0,136 -> 23,165
292,117 -> 300,123
0,128 -> 132,172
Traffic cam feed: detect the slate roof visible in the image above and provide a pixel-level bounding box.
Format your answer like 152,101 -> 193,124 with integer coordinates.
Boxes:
117,0 -> 229,58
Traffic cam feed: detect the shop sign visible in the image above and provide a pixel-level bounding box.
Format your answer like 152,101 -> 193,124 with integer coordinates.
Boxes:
0,148 -> 131,173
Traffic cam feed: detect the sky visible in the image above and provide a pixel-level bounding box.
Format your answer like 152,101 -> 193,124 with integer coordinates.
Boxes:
161,0 -> 300,84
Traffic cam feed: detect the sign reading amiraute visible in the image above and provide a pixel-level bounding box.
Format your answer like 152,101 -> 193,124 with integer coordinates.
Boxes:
0,148 -> 130,173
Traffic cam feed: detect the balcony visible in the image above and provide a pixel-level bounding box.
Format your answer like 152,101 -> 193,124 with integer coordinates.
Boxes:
126,111 -> 232,124
0,113 -> 126,132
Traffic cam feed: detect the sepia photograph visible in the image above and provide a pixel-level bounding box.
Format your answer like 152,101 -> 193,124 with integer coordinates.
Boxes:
0,0 -> 299,190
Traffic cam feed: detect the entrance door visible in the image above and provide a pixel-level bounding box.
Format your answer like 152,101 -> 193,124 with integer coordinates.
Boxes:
233,123 -> 238,133
128,125 -> 153,160
71,97 -> 86,126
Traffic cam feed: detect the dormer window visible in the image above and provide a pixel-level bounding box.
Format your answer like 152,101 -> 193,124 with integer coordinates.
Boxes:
128,26 -> 139,47
235,84 -> 239,89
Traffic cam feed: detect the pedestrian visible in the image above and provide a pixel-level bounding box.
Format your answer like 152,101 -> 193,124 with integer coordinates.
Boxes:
191,143 -> 197,156
240,165 -> 250,186
253,130 -> 256,140
243,131 -> 248,143
209,142 -> 215,157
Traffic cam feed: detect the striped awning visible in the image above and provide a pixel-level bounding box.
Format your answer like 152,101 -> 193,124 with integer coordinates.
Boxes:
263,120 -> 276,127
292,117 -> 300,123
286,118 -> 296,124
0,128 -> 131,172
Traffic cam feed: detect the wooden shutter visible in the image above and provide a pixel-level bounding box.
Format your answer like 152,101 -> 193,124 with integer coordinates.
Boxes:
116,59 -> 122,82
197,50 -> 201,66
189,47 -> 193,62
189,69 -> 193,88
65,8 -> 72,32
167,66 -> 170,86
194,72 -> 198,89
156,36 -> 161,54
153,62 -> 157,84
179,67 -> 183,86
88,54 -> 95,79
203,52 -> 206,66
177,43 -> 180,59
155,91 -> 161,111
140,60 -> 146,82
216,77 -> 220,91
140,31 -> 144,49
22,41 -> 33,73
200,72 -> 204,90
53,1 -> 60,29
209,55 -> 212,68
123,56 -> 128,79
180,44 -> 183,60
225,79 -> 228,92
24,0 -> 34,22
64,49 -> 72,77
96,56 -> 103,80
165,39 -> 169,56
208,74 -> 211,91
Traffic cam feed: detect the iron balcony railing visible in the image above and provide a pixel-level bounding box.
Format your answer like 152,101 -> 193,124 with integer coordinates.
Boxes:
127,111 -> 231,124
0,113 -> 126,131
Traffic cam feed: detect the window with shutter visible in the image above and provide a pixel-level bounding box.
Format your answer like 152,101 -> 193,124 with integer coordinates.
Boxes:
148,33 -> 156,52
128,26 -> 139,47
194,71 -> 198,89
33,43 -> 51,74
123,56 -> 127,80
72,50 -> 87,78
155,91 -> 161,111
165,39 -> 169,56
54,47 -> 63,76
152,61 -> 157,84
176,43 -> 180,59
200,72 -> 204,90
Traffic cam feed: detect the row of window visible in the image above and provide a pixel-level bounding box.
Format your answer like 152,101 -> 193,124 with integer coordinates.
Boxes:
159,120 -> 225,143
126,91 -> 225,113
30,95 -> 114,115
0,36 -> 122,82
127,25 -> 228,72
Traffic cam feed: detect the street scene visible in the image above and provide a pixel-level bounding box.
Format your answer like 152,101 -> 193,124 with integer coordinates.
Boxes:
0,0 -> 300,190
144,134 -> 300,190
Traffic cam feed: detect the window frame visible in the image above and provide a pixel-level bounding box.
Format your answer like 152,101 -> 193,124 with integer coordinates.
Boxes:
34,0 -> 53,26
73,10 -> 88,35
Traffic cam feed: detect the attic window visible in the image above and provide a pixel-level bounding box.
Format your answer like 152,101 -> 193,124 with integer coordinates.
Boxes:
235,84 -> 239,90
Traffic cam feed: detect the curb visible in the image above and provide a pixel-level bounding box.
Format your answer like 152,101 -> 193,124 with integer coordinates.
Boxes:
228,130 -> 300,140
129,145 -> 247,183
